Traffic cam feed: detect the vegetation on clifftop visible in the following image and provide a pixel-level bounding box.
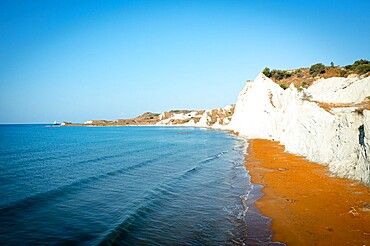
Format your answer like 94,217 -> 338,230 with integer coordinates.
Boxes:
262,67 -> 292,80
309,63 -> 326,77
262,59 -> 370,88
347,59 -> 370,75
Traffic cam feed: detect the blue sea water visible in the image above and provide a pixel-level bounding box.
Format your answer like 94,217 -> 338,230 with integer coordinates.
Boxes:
0,125 -> 275,245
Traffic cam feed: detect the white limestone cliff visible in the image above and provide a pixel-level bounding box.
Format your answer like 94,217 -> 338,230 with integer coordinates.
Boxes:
306,76 -> 370,104
228,73 -> 370,185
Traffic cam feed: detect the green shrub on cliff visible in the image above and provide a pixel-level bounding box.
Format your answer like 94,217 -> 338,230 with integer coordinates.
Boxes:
309,63 -> 326,77
271,69 -> 292,80
353,59 -> 369,67
343,59 -> 369,75
351,59 -> 370,75
355,64 -> 370,75
280,83 -> 288,90
262,67 -> 292,80
262,67 -> 271,77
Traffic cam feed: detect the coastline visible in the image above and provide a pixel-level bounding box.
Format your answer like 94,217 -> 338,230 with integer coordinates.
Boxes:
245,139 -> 370,245
59,123 -> 370,244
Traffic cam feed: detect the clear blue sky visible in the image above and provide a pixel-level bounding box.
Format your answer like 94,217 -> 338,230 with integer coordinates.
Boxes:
1,0 -> 369,123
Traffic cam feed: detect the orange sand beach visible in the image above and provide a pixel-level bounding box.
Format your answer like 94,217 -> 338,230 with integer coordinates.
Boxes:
245,139 -> 370,246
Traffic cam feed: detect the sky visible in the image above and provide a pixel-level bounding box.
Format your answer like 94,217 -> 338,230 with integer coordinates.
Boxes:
0,0 -> 369,123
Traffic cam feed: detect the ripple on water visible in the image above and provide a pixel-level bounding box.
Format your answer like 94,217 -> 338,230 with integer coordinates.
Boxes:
0,125 -> 277,245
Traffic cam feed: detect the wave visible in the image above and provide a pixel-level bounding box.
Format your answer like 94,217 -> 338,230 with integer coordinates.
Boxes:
0,151 -> 130,179
98,150 -> 230,245
98,184 -> 175,246
176,151 -> 228,181
1,149 -> 225,213
0,154 -> 167,213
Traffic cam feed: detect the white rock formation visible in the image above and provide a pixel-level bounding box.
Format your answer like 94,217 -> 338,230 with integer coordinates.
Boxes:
156,105 -> 235,129
228,73 -> 370,185
306,76 -> 370,104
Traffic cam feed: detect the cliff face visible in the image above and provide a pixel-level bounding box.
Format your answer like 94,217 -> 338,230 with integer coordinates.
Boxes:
228,73 -> 370,185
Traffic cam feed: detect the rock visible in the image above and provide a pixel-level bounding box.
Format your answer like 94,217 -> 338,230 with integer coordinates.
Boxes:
228,73 -> 370,185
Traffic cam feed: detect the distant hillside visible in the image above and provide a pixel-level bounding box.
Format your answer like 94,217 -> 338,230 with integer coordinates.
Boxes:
262,59 -> 370,89
62,105 -> 235,128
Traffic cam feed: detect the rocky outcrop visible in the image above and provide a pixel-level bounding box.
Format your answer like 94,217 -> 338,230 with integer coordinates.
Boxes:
156,105 -> 235,129
228,73 -> 370,185
68,106 -> 235,128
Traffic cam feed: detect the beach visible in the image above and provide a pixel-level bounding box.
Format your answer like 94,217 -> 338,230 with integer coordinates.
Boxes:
245,139 -> 370,245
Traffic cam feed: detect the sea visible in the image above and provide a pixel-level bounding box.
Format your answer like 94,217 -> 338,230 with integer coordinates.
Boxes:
0,124 -> 277,245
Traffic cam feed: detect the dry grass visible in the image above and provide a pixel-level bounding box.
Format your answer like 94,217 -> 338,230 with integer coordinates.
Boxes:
270,66 -> 369,89
271,68 -> 314,88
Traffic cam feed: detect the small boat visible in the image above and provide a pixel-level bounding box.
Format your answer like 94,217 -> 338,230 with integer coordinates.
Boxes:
45,121 -> 62,128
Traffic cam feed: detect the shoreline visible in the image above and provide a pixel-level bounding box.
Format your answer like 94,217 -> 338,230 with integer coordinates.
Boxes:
47,124 -> 370,244
245,139 -> 370,245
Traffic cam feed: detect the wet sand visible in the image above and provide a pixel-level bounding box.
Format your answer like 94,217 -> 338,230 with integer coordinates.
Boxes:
245,139 -> 370,245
